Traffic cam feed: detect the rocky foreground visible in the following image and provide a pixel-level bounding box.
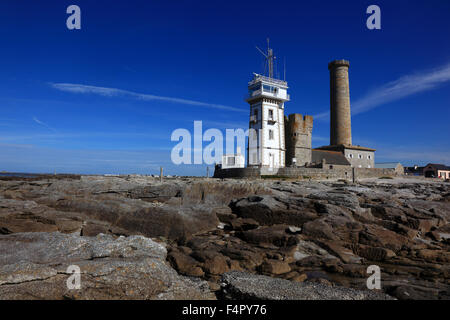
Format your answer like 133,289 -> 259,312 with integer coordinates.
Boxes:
0,175 -> 448,300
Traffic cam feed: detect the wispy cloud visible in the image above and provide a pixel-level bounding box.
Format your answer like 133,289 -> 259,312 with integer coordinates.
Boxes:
313,111 -> 329,120
314,62 -> 450,120
0,142 -> 34,148
50,83 -> 247,113
312,135 -> 329,142
0,131 -> 167,142
32,117 -> 57,132
204,120 -> 248,129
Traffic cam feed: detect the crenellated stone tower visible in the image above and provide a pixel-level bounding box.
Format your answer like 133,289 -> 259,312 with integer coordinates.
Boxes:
285,114 -> 313,166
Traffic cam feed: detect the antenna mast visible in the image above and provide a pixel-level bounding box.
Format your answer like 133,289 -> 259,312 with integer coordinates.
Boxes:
256,38 -> 276,79
267,38 -> 274,78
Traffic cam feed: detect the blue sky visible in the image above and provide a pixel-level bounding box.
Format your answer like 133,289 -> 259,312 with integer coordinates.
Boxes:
0,0 -> 449,175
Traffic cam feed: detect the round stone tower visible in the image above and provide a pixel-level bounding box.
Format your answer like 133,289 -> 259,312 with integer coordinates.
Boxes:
329,59 -> 352,146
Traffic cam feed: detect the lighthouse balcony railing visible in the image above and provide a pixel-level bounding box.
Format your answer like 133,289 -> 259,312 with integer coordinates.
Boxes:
248,74 -> 288,87
245,91 -> 290,101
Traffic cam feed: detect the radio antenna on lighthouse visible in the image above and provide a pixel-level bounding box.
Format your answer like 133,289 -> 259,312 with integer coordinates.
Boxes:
256,38 -> 276,79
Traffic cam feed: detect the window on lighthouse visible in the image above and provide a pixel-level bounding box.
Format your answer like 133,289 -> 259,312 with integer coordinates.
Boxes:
269,130 -> 274,140
268,109 -> 274,120
263,85 -> 277,94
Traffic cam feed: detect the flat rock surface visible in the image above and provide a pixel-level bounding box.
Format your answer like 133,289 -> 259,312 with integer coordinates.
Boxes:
0,232 -> 214,300
220,271 -> 394,300
0,175 -> 449,300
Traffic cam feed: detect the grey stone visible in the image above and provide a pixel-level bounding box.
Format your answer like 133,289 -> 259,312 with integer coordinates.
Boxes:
0,232 -> 214,300
220,271 -> 394,300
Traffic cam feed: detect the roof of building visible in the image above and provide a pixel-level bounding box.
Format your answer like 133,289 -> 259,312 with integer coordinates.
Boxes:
425,163 -> 450,171
311,150 -> 351,166
328,59 -> 350,69
315,144 -> 376,152
248,73 -> 288,88
405,166 -> 424,173
374,162 -> 403,169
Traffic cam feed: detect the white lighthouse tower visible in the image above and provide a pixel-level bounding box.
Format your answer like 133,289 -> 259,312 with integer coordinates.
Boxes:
246,40 -> 289,170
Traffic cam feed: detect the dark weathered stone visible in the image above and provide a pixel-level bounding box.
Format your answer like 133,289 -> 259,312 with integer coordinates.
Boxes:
237,225 -> 298,247
231,195 -> 318,226
220,271 -> 394,300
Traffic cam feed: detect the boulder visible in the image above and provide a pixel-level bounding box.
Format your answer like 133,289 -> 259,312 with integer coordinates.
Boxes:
167,250 -> 204,277
215,207 -> 237,224
237,225 -> 298,247
219,247 -> 265,270
302,219 -> 338,240
202,255 -> 230,275
260,259 -> 292,275
231,195 -> 318,226
0,199 -> 83,234
316,240 -> 362,264
303,215 -> 362,243
390,285 -> 441,300
293,239 -> 338,261
291,273 -> 308,282
0,232 -> 214,300
359,225 -> 409,252
51,198 -> 219,240
308,191 -> 360,209
229,218 -> 259,231
358,246 -> 396,261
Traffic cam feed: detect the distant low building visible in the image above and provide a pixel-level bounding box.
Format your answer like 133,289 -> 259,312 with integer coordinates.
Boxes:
423,163 -> 450,179
404,165 -> 424,176
311,149 -> 350,169
375,162 -> 404,175
314,144 -> 375,168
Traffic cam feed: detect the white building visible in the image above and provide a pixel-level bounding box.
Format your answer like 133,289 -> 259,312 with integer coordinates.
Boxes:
246,73 -> 289,170
221,148 -> 245,169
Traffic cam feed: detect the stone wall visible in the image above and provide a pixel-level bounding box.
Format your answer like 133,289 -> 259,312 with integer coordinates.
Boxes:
277,167 -> 352,180
214,165 -> 399,180
355,167 -> 397,179
213,166 -> 261,179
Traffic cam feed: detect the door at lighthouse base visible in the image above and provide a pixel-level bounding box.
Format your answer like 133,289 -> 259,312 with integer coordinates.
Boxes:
269,153 -> 274,171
